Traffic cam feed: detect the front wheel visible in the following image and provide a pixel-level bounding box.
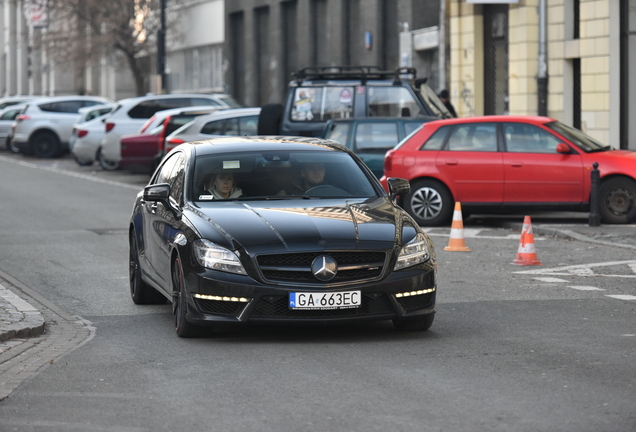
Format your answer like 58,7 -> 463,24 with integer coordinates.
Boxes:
129,230 -> 166,305
598,177 -> 636,224
403,180 -> 453,226
173,257 -> 201,338
7,137 -> 20,154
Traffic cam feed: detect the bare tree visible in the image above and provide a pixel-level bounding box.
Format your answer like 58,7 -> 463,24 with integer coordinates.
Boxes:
45,0 -> 161,96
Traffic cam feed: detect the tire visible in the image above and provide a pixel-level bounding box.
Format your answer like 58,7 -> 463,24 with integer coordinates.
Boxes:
31,131 -> 61,158
598,177 -> 636,224
129,230 -> 166,305
7,136 -> 20,154
257,103 -> 283,135
74,156 -> 94,167
404,179 -> 454,226
97,147 -> 119,171
172,256 -> 201,338
393,314 -> 435,331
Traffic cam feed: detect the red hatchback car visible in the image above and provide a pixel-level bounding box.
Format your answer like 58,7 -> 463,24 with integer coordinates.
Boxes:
381,116 -> 636,226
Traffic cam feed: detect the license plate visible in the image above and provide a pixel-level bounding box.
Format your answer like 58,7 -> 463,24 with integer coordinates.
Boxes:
289,291 -> 361,310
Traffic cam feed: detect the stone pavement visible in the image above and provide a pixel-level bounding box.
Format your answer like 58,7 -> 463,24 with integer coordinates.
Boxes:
0,282 -> 45,343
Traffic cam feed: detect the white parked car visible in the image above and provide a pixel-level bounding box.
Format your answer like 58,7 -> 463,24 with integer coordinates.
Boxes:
0,104 -> 26,153
11,95 -> 114,158
164,107 -> 261,155
99,93 -> 241,166
69,104 -> 116,166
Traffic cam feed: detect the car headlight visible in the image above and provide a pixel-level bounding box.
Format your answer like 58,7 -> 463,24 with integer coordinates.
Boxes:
394,232 -> 430,270
193,239 -> 247,275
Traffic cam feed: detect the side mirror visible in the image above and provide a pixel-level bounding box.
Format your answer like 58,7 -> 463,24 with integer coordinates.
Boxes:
143,183 -> 170,201
387,177 -> 410,199
556,143 -> 571,154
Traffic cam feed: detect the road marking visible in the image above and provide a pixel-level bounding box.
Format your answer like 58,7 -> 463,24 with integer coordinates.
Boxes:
606,295 -> 636,301
567,286 -> 605,291
514,260 -> 636,277
533,277 -> 569,283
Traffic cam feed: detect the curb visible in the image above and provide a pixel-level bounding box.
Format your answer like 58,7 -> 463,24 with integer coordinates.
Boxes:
0,282 -> 45,343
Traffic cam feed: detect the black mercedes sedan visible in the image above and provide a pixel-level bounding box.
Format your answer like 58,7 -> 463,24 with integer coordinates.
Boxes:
129,136 -> 437,337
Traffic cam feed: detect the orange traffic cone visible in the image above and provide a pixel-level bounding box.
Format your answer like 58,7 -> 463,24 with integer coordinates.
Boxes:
444,202 -> 471,252
512,216 -> 542,265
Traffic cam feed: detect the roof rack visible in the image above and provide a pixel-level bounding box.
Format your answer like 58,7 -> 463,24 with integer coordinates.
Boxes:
292,66 -> 417,85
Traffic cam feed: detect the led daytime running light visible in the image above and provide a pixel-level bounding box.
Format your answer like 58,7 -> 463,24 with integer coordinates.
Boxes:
194,294 -> 250,303
394,288 -> 436,298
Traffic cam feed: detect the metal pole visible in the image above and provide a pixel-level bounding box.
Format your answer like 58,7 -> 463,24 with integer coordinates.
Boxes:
157,0 -> 167,93
537,0 -> 548,116
589,162 -> 601,226
438,0 -> 446,92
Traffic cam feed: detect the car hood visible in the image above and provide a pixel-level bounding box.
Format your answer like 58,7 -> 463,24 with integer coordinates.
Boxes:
185,197 -> 414,253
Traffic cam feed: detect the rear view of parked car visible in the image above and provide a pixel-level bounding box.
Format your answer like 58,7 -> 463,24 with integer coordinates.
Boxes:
69,104 -> 116,166
164,107 -> 261,154
99,93 -> 242,167
11,95 -> 114,158
322,117 -> 435,178
119,105 -> 222,173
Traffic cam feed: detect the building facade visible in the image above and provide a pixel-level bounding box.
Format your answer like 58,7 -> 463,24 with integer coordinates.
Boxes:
224,0 -> 445,107
450,0 -> 635,150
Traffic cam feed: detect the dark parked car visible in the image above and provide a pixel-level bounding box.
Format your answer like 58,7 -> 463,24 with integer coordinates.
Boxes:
322,117 -> 436,178
129,136 -> 437,337
258,66 -> 453,137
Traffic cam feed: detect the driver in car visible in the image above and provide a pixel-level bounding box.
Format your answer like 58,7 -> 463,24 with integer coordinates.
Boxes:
278,162 -> 326,195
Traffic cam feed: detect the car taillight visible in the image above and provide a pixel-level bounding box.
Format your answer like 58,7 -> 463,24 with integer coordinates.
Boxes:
105,122 -> 115,132
166,138 -> 185,153
77,130 -> 89,138
17,115 -> 30,122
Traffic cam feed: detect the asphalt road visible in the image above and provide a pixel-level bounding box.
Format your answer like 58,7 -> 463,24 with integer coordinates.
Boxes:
0,152 -> 635,432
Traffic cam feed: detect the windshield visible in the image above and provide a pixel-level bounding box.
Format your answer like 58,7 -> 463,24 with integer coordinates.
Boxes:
544,121 -> 609,152
219,96 -> 243,108
417,83 -> 453,118
290,87 -> 354,122
191,150 -> 379,201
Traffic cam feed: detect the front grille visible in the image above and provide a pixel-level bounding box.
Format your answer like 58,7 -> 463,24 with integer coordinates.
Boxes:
257,251 -> 386,284
395,293 -> 434,311
195,298 -> 246,316
251,292 -> 394,319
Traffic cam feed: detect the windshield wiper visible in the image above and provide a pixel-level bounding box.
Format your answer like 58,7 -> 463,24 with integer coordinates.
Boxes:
588,145 -> 613,153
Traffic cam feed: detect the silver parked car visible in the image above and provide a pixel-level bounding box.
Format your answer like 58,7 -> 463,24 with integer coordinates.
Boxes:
69,104 -> 116,166
0,104 -> 26,153
163,107 -> 261,155
11,95 -> 114,158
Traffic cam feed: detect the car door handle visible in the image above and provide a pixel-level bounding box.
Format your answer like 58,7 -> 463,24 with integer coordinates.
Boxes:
445,160 -> 458,166
510,161 -> 523,167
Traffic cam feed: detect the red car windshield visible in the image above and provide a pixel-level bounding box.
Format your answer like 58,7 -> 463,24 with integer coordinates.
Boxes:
544,121 -> 611,153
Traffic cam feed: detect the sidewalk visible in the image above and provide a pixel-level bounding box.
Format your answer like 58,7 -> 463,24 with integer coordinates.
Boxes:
0,282 -> 45,343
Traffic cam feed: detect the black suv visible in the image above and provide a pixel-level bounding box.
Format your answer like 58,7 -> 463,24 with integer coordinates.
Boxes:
258,66 -> 453,137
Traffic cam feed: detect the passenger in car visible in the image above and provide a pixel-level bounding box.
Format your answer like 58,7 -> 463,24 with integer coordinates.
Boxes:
278,162 -> 327,195
205,172 -> 243,199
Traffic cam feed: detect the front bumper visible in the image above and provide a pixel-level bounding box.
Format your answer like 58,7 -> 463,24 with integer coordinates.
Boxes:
182,262 -> 436,326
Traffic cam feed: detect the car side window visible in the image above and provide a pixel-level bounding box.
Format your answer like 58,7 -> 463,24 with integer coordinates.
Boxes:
128,101 -> 158,119
153,153 -> 181,185
446,123 -> 497,152
239,116 -> 259,135
200,120 -> 225,135
367,86 -> 422,117
325,122 -> 351,146
224,118 -> 240,136
1,108 -> 20,120
419,125 -> 451,150
504,123 -> 561,153
169,154 -> 187,205
355,122 -> 399,150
